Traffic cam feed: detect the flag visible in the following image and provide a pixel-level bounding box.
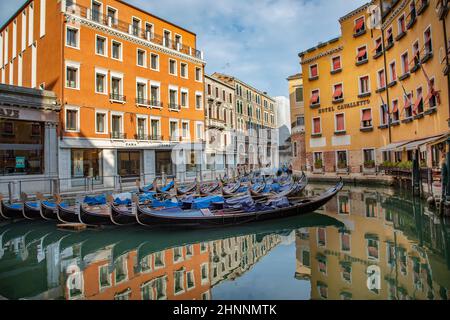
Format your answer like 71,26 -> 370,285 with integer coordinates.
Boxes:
400,82 -> 411,116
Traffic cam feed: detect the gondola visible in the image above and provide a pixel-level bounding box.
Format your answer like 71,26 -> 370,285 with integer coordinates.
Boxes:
40,199 -> 58,220
222,180 -> 242,196
176,179 -> 198,196
0,194 -> 24,220
155,179 -> 175,194
56,203 -> 79,224
79,204 -> 114,226
110,203 -> 137,226
138,178 -> 157,193
135,179 -> 344,228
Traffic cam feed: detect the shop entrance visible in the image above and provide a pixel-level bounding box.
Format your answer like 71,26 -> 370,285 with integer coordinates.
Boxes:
118,151 -> 141,180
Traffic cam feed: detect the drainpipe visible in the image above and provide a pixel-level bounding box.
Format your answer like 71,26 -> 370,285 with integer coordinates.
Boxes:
442,11 -> 450,128
380,2 -> 392,145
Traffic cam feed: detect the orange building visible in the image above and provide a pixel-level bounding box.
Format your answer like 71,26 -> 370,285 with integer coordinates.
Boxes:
0,0 -> 206,191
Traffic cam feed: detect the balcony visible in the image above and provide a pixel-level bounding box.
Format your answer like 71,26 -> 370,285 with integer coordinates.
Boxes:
110,93 -> 126,103
135,133 -> 163,141
406,11 -> 416,29
136,97 -> 152,107
207,118 -> 226,130
170,135 -> 181,142
437,0 -> 449,20
417,0 -> 429,15
111,132 -> 126,140
64,3 -> 204,60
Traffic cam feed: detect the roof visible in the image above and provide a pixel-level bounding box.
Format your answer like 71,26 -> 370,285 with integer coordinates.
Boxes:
338,2 -> 371,22
298,36 -> 341,57
205,74 -> 235,90
287,73 -> 302,81
0,0 -> 31,32
212,72 -> 275,101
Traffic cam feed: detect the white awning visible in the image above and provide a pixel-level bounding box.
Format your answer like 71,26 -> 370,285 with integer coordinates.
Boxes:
404,134 -> 447,151
378,141 -> 410,152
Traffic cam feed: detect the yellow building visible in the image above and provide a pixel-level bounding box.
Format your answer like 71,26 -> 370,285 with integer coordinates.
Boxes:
287,73 -> 306,172
299,0 -> 450,175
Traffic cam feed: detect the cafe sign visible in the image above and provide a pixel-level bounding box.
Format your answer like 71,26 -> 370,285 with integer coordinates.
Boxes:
0,107 -> 20,119
317,99 -> 370,114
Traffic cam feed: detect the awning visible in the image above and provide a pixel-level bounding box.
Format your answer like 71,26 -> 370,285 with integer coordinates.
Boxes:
354,18 -> 364,32
357,48 -> 367,59
310,92 -> 319,104
378,140 -> 411,152
403,134 -> 447,151
333,58 -> 341,70
333,86 -> 342,98
362,109 -> 372,121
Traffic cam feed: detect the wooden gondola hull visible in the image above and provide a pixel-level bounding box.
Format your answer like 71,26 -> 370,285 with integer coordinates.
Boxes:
137,180 -> 343,228
23,203 -> 42,220
56,205 -> 80,224
40,202 -> 58,220
110,206 -> 137,226
79,206 -> 113,226
0,202 -> 24,220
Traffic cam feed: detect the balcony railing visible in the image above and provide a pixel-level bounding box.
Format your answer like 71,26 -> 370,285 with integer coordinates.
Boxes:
110,93 -> 126,102
64,3 -> 203,60
170,135 -> 181,142
111,132 -> 126,140
136,97 -> 152,106
207,118 -> 226,130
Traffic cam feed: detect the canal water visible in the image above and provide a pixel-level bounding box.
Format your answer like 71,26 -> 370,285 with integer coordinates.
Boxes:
0,184 -> 449,300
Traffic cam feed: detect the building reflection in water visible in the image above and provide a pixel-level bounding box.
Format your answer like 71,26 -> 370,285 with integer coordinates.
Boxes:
0,185 -> 449,300
296,186 -> 450,300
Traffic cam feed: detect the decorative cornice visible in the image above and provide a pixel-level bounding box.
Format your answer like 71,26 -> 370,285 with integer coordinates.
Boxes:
382,0 -> 408,29
65,14 -> 206,65
300,46 -> 343,65
339,3 -> 371,22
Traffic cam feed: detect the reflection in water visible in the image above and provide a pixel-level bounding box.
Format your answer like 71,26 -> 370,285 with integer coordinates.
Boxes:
0,185 -> 449,300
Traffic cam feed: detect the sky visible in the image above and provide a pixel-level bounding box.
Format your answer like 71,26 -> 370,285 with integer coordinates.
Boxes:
0,0 -> 367,98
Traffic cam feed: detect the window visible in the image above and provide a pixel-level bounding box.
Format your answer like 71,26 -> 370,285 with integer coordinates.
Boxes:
71,149 -> 102,181
95,71 -> 107,94
293,142 -> 298,157
195,67 -> 202,81
107,7 -> 117,26
414,87 -> 423,114
66,108 -> 78,131
169,89 -> 178,109
398,14 -> 406,33
112,41 -> 122,60
354,16 -> 365,34
310,89 -> 320,105
150,84 -> 160,106
386,27 -> 394,46
96,35 -> 107,56
196,122 -> 204,140
295,87 -> 303,102
145,23 -> 153,39
389,61 -> 397,82
66,64 -> 79,89
150,53 -> 159,71
361,109 -> 372,128
66,27 -> 78,48
174,34 -> 182,49
96,111 -> 107,134
137,49 -> 146,67
312,117 -> 321,134
181,90 -> 188,108
196,93 -> 203,109
427,78 -> 438,108
374,38 -> 383,54
380,104 -> 389,125
182,121 -> 189,138
359,76 -> 370,94
341,232 -> 351,252
333,83 -> 343,101
404,93 -> 413,118
335,113 -> 345,132
378,69 -> 386,88
314,152 -> 323,168
180,63 -> 188,78
111,75 -> 123,101
150,118 -> 160,139
296,116 -> 304,126
91,1 -> 102,23
163,30 -> 171,47
332,56 -> 341,71
337,151 -> 348,169
356,46 -> 368,62
186,270 -> 195,290
392,99 -> 399,122
401,52 -> 409,74
424,27 -> 432,55
363,149 -> 375,166
207,84 -> 211,95
169,59 -> 177,75
309,64 -> 318,78
111,114 -> 123,138
136,82 -> 147,104
132,18 -> 141,37
412,41 -> 420,66
136,117 -> 147,139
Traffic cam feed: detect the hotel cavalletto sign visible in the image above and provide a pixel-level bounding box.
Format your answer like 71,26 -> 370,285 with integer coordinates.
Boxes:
317,99 -> 370,114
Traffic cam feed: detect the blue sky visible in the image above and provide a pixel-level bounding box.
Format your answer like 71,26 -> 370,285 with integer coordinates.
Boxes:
0,0 -> 367,97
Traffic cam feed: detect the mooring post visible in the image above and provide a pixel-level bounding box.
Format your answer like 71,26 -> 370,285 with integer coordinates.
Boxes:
412,149 -> 421,197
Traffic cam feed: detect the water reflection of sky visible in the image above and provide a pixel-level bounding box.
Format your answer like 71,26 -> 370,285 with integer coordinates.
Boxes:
212,239 -> 311,300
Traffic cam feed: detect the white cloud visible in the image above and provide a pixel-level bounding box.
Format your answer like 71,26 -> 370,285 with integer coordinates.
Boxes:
0,0 -> 367,97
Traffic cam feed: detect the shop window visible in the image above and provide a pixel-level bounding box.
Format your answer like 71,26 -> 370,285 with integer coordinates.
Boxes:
118,151 -> 141,179
0,120 -> 44,175
155,151 -> 173,176
71,149 -> 102,185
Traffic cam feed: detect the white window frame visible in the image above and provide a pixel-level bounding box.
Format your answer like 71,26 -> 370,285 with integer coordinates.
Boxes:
356,45 -> 368,62
95,34 -> 108,57
362,148 -> 376,165
40,0 -> 46,38
136,77 -> 148,103
200,263 -> 209,285
65,25 -> 80,50
332,82 -> 344,101
21,11 -> 26,52
340,232 -> 351,253
180,88 -> 189,108
169,58 -> 177,76
95,109 -> 108,134
106,5 -> 118,26
110,111 -> 124,137
110,71 -> 124,100
311,88 -> 320,105
360,108 -> 373,128
400,49 -> 409,75
95,67 -> 108,95
12,20 -> 17,59
150,52 -> 160,71
150,80 -> 161,108
181,120 -> 190,139
111,39 -> 123,61
312,116 -> 322,134
196,121 -> 204,140
131,16 -> 141,36
186,270 -> 195,291
423,24 -> 432,53
180,62 -> 188,79
377,68 -> 386,89
358,74 -> 371,94
150,116 -> 161,137
389,60 -> 397,82
195,67 -> 202,82
309,63 -> 318,78
65,105 -> 80,133
163,29 -> 172,47
379,104 -> 388,126
28,2 -> 34,47
136,114 -> 148,139
9,61 -> 13,85
335,150 -> 348,168
195,91 -> 203,110
397,13 -> 405,34
65,60 -> 80,90
168,85 -> 179,108
136,48 -> 147,68
331,55 -> 341,71
334,112 -> 346,133
169,118 -> 180,138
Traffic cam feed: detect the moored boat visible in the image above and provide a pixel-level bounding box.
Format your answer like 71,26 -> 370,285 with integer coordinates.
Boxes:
135,179 -> 343,228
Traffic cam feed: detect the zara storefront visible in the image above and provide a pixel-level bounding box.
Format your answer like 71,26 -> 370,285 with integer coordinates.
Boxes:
0,84 -> 59,197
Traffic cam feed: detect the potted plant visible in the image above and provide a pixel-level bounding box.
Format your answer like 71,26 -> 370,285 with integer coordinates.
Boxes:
364,160 -> 375,169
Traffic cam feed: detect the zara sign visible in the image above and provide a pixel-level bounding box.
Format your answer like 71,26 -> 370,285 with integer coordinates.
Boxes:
0,107 -> 20,119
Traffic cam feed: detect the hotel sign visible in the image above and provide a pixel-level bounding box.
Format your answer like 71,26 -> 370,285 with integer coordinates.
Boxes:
0,107 -> 20,119
317,99 -> 370,114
